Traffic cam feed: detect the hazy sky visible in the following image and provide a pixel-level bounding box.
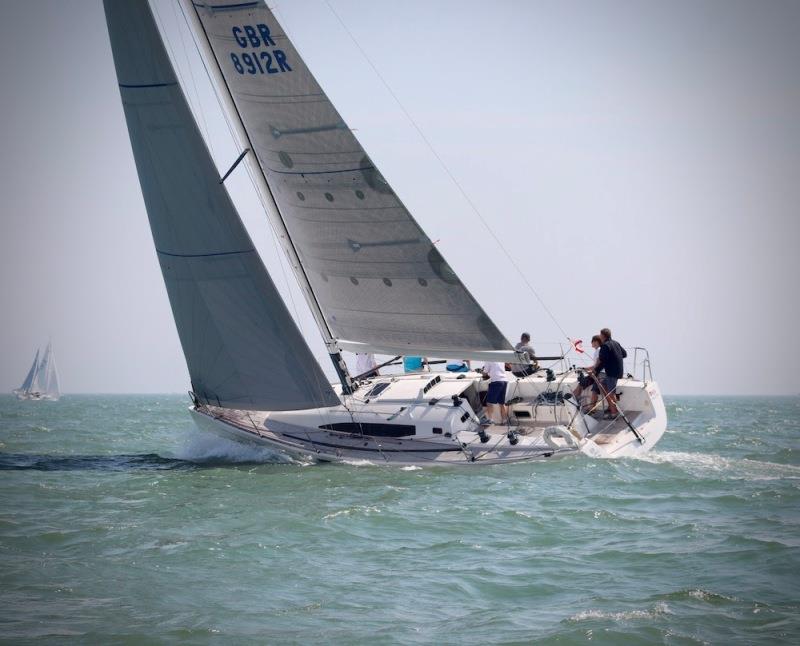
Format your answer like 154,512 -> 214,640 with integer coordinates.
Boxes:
1,0 -> 799,395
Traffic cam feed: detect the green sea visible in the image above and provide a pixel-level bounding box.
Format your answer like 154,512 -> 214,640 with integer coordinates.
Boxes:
0,394 -> 798,644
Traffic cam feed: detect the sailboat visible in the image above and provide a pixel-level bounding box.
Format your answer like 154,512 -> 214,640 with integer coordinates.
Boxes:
103,0 -> 666,465
14,342 -> 61,401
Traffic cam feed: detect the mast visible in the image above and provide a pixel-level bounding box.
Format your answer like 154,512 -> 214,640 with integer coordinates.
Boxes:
179,0 -> 353,394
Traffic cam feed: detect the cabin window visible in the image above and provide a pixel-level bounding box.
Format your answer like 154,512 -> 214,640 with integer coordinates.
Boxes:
320,422 -> 416,437
365,382 -> 390,398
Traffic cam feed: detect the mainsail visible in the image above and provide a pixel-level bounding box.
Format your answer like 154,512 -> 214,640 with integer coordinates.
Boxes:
185,1 -> 513,358
36,342 -> 61,401
104,0 -> 340,411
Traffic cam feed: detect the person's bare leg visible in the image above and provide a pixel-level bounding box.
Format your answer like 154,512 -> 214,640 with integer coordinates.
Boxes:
589,391 -> 599,412
500,404 -> 509,423
608,393 -> 619,416
485,403 -> 495,423
597,383 -> 610,414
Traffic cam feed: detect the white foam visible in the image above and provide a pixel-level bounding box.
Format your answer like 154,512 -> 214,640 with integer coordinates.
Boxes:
687,589 -> 736,602
634,451 -> 800,481
570,601 -> 671,622
323,505 -> 381,520
174,432 -> 296,464
340,458 -> 377,467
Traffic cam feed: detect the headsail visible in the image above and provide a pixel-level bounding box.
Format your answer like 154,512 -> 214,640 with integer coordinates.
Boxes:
15,349 -> 40,395
104,0 -> 340,411
185,1 -> 513,357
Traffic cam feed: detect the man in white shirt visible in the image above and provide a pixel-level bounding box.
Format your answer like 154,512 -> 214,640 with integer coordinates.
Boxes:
481,361 -> 509,424
355,353 -> 379,378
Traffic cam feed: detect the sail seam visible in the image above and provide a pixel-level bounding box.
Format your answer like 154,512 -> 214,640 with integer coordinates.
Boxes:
119,82 -> 178,89
156,248 -> 255,258
265,166 -> 374,176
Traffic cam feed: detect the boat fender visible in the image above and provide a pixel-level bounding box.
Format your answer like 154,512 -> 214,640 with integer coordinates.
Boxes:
543,425 -> 578,450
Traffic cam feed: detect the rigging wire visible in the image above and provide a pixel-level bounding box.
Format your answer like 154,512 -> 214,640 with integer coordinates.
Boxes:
321,0 -> 573,345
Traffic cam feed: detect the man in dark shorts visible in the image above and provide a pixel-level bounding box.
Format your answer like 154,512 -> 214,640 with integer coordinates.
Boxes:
481,361 -> 509,424
594,328 -> 627,418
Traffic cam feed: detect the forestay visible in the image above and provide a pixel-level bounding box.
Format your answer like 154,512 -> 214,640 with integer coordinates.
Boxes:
104,0 -> 340,411
187,1 -> 513,356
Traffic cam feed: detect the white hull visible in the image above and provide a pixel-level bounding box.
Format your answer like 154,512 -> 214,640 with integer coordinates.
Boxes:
13,391 -> 59,402
188,371 -> 667,466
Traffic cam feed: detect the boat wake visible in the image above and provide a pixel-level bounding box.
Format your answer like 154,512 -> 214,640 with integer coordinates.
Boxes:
0,452 -> 189,472
633,450 -> 800,480
173,432 -> 301,466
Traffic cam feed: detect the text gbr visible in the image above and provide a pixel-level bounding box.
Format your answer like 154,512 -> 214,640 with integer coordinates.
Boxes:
230,24 -> 292,75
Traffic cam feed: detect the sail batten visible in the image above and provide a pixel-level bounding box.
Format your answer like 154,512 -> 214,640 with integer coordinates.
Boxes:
186,1 -> 512,354
104,0 -> 339,411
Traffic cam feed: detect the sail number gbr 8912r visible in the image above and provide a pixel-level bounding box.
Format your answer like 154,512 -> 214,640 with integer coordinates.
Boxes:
229,24 -> 292,75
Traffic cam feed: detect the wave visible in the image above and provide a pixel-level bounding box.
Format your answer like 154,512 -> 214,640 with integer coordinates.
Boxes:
633,450 -> 800,480
655,588 -> 739,604
568,601 -> 671,622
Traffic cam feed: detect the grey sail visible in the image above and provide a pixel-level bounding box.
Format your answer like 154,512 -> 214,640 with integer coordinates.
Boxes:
187,1 -> 512,356
16,349 -> 40,394
104,0 -> 340,411
43,343 -> 60,400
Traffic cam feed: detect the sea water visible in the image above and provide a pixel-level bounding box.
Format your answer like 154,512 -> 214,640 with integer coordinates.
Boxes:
0,394 -> 797,644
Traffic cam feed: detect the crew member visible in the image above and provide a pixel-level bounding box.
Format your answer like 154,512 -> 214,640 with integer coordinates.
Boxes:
511,332 -> 538,378
594,328 -> 627,418
481,361 -> 509,424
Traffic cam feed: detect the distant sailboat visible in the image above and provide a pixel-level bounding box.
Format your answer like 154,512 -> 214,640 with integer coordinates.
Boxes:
103,0 -> 666,464
14,342 -> 60,401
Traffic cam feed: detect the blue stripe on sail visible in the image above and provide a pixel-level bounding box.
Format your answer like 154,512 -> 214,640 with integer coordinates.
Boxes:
192,1 -> 260,11
119,82 -> 178,89
265,165 -> 375,176
156,249 -> 255,258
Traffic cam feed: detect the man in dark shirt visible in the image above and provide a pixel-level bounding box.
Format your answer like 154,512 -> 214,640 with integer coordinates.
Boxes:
594,327 -> 627,417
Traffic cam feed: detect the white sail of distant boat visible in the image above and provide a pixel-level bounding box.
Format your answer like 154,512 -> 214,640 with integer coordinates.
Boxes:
13,349 -> 41,398
14,342 -> 60,401
102,0 -> 667,465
